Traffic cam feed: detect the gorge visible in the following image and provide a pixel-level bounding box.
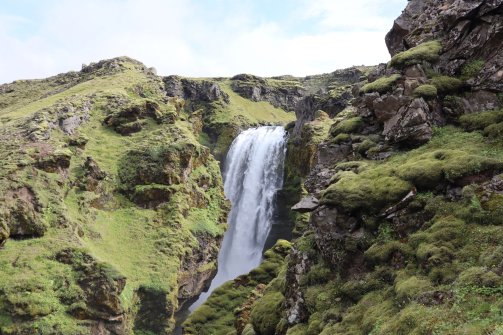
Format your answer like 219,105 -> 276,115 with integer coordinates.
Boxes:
1,0 -> 503,335
190,126 -> 288,311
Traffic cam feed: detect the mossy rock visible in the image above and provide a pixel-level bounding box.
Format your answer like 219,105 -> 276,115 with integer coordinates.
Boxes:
484,122 -> 503,138
413,84 -> 437,99
286,324 -> 308,335
389,40 -> 442,68
378,303 -> 438,335
430,76 -> 463,94
330,117 -> 363,137
395,149 -> 503,189
361,74 -> 400,94
356,139 -> 376,154
321,171 -> 412,213
183,241 -> 291,335
250,291 -> 284,335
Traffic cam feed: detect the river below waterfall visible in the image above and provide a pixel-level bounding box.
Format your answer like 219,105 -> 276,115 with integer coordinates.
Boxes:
189,125 -> 288,312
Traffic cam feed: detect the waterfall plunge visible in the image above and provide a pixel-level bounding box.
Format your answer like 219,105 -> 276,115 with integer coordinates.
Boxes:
190,126 -> 287,310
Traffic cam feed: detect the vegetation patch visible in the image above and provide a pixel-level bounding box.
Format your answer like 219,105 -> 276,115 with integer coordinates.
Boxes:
430,75 -> 463,94
389,40 -> 442,68
361,74 -> 400,94
183,241 -> 292,335
322,127 -> 503,213
413,84 -> 438,99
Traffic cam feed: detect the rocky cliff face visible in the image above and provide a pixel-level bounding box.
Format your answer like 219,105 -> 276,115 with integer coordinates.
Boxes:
187,1 -> 503,335
0,55 -> 300,334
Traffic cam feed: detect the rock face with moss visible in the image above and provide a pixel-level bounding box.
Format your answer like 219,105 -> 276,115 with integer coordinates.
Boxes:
386,0 -> 503,95
192,2 -> 503,335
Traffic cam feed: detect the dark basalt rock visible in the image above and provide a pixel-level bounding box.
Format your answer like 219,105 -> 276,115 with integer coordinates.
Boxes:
164,76 -> 230,104
0,187 -> 45,243
291,195 -> 319,213
35,149 -> 72,173
386,0 -> 503,93
231,74 -> 304,111
382,97 -> 433,146
56,249 -> 127,332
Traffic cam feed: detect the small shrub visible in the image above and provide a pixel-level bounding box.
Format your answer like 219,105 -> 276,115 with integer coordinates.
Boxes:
430,76 -> 463,94
413,84 -> 437,99
389,40 -> 442,68
361,74 -> 400,94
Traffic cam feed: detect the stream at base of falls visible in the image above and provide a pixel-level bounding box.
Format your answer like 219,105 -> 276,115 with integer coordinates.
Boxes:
175,126 -> 288,333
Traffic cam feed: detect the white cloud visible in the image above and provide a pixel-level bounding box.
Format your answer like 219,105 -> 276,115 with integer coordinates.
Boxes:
300,0 -> 406,31
0,0 -> 407,83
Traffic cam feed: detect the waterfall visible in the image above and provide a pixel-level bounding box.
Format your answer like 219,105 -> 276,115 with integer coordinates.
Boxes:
190,125 -> 287,310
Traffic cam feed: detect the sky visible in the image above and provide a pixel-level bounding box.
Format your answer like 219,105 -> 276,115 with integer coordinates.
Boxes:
0,0 -> 407,83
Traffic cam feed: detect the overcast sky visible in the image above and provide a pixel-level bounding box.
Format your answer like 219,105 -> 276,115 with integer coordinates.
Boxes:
0,0 -> 407,83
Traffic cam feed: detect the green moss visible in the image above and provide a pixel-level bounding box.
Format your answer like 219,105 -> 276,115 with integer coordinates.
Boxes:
332,133 -> 350,144
394,275 -> 433,301
321,171 -> 412,213
356,139 -> 376,154
413,84 -> 437,99
183,241 -> 292,335
457,267 -> 503,288
459,109 -> 503,131
361,74 -> 400,94
378,303 -> 439,335
330,117 -> 363,136
250,291 -> 284,335
484,122 -> 503,138
430,76 -> 463,94
460,59 -> 485,80
389,40 -> 442,68
365,241 -> 413,266
286,324 -> 308,335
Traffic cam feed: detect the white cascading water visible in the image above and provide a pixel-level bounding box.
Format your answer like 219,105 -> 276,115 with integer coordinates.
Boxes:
190,125 -> 287,310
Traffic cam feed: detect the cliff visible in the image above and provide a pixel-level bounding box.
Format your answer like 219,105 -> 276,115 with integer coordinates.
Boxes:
186,0 -> 503,334
1,0 -> 503,334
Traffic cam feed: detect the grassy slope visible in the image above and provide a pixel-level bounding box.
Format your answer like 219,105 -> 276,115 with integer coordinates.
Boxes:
0,59 -> 225,333
0,58 -> 300,334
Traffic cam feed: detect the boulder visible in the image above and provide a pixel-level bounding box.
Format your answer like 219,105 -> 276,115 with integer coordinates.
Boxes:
383,98 -> 433,146
291,195 -> 319,213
